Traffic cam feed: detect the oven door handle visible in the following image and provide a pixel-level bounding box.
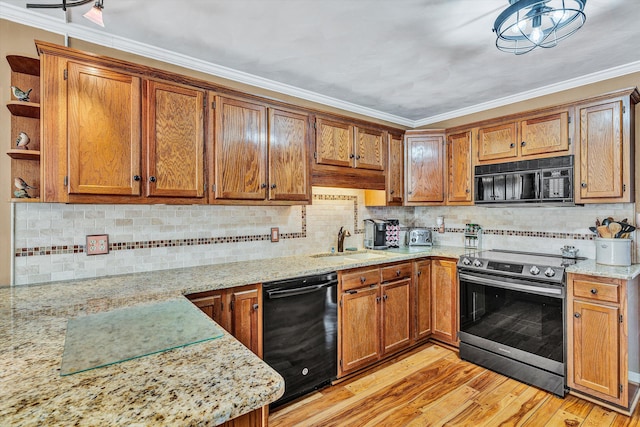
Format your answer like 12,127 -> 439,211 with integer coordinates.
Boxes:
266,280 -> 338,299
458,273 -> 563,296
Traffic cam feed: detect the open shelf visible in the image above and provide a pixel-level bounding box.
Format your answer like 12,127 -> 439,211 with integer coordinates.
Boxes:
7,149 -> 40,160
7,55 -> 40,76
7,101 -> 40,119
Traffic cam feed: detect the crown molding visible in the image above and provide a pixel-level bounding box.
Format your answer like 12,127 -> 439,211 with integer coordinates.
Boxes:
0,2 -> 414,127
414,60 -> 640,127
3,1 -> 640,129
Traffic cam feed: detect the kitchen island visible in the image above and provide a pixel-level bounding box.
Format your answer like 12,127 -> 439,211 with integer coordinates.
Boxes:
2,245 -> 639,425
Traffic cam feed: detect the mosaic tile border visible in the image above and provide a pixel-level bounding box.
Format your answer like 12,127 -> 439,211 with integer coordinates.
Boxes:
431,227 -> 595,240
14,193 -> 362,258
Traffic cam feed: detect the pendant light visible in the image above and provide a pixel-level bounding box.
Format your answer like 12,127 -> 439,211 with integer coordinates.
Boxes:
26,0 -> 106,27
493,0 -> 587,55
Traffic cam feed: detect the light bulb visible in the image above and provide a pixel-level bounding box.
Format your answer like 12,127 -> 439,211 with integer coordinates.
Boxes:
552,9 -> 565,23
511,19 -> 528,34
530,27 -> 543,43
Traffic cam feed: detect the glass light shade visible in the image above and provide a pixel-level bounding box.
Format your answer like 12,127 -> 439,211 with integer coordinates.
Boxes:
83,3 -> 104,27
493,0 -> 587,55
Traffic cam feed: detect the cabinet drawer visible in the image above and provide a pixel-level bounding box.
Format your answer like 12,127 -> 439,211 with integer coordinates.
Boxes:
573,279 -> 619,303
341,268 -> 380,291
380,263 -> 412,283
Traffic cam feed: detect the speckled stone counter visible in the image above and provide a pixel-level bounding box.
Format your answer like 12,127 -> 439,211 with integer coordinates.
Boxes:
3,244 -> 635,425
0,245 -> 465,426
566,259 -> 640,280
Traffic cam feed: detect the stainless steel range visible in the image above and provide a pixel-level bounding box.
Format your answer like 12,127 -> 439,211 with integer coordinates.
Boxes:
458,250 -> 577,396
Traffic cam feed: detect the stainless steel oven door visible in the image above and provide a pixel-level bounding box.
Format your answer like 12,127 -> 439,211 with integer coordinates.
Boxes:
458,271 -> 565,376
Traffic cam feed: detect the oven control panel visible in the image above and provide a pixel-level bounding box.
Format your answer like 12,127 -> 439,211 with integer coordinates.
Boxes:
458,256 -> 565,285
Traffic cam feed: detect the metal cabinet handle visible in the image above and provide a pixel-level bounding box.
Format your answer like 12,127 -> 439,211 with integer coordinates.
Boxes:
360,276 -> 366,283
149,176 -> 157,183
252,303 -> 259,310
574,313 -> 581,318
383,294 -> 388,301
356,155 -> 361,160
270,183 -> 277,189
408,191 -> 413,195
376,296 -> 381,303
417,271 -> 421,277
133,175 -> 141,181
590,288 -> 598,295
349,154 -> 355,159
261,183 -> 267,188
390,189 -> 394,194
581,182 -> 587,188
510,143 -> 515,148
521,141 -> 526,147
465,189 -> 470,193
396,270 -> 401,276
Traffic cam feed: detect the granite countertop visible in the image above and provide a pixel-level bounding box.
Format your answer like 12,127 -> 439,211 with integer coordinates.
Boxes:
2,244 -> 638,425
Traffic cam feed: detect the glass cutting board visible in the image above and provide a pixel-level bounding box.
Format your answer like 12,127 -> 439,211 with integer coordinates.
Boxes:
60,298 -> 223,376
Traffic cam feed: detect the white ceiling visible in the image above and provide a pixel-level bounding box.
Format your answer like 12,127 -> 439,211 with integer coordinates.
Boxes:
2,0 -> 640,127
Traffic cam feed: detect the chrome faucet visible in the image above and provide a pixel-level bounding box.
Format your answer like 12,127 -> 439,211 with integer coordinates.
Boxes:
337,226 -> 351,252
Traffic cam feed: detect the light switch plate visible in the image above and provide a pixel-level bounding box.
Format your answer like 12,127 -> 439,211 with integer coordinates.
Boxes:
270,227 -> 279,242
86,234 -> 109,256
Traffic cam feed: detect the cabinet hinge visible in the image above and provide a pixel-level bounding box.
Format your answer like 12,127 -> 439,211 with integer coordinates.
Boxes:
339,359 -> 342,368
313,122 -> 317,130
64,176 -> 68,187
229,300 -> 234,311
623,105 -> 626,114
220,302 -> 224,312
568,137 -> 572,146
620,314 -> 624,323
212,184 -> 216,193
568,116 -> 572,124
623,184 -> 626,192
339,300 -> 342,307
620,384 -> 624,395
212,101 -> 216,109
313,152 -> 317,160
63,69 -> 68,80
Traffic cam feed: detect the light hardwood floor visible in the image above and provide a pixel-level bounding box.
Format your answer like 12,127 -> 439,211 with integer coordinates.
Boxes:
269,343 -> 640,427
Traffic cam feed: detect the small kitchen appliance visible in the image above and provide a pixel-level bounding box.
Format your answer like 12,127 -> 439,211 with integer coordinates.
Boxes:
407,228 -> 432,247
364,219 -> 388,249
385,219 -> 400,248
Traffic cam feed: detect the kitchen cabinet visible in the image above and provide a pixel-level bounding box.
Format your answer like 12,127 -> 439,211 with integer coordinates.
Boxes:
567,273 -> 639,413
446,130 -> 473,205
380,263 -> 412,355
413,259 -> 432,342
188,284 -> 263,357
363,132 -> 404,206
476,110 -> 570,164
211,95 -> 311,204
354,126 -> 385,171
339,268 -> 381,376
6,55 -> 41,201
575,89 -> 639,203
144,80 -> 205,199
404,130 -> 446,205
431,259 -> 458,346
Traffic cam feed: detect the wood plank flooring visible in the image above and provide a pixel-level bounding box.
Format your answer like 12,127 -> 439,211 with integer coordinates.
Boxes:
269,343 -> 640,427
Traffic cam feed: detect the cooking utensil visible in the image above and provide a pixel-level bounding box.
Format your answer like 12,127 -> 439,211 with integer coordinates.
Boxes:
597,225 -> 612,238
602,217 -> 612,226
589,226 -> 598,234
596,218 -> 601,227
608,222 -> 622,238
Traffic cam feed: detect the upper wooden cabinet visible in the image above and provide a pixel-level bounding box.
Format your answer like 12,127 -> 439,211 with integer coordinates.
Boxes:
354,126 -> 384,171
211,96 -> 268,201
145,81 -> 205,199
575,89 -> 638,203
447,130 -> 472,205
386,133 -> 404,205
476,109 -> 571,164
315,118 -> 353,168
268,107 -> 311,202
210,95 -> 311,204
405,130 -> 445,205
67,61 -> 142,197
477,122 -> 518,162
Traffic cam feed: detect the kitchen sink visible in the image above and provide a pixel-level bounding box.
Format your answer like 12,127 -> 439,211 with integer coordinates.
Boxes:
310,251 -> 388,262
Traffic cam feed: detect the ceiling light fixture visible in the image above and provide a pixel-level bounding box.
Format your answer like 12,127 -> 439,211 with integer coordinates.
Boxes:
493,0 -> 586,55
26,0 -> 105,27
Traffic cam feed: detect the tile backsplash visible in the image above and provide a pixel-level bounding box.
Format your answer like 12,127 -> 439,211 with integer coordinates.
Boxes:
11,188 -> 636,285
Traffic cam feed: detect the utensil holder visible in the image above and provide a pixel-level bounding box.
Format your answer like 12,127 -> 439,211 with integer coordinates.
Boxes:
595,238 -> 631,266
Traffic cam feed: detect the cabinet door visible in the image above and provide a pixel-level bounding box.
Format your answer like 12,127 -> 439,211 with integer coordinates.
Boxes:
315,118 -> 354,167
189,291 -> 230,331
447,131 -> 472,204
231,285 -> 263,357
477,122 -> 517,162
67,62 -> 141,195
268,108 -> 311,202
381,279 -> 411,356
214,96 -> 267,200
414,260 -> 432,342
520,111 -> 569,157
146,81 -> 204,198
340,287 -> 380,374
405,133 -> 445,203
571,300 -> 621,402
354,127 -> 384,171
578,101 -> 624,200
386,133 -> 404,204
431,259 -> 458,345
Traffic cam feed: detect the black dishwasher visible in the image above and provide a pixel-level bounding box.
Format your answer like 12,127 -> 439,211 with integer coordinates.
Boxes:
263,271 -> 338,408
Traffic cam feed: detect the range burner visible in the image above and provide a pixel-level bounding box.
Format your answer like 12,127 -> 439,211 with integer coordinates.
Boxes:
457,249 -> 572,285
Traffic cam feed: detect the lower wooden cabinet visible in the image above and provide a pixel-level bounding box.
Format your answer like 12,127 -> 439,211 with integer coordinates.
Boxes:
340,284 -> 380,375
221,407 -> 267,427
188,284 -> 263,357
430,259 -> 458,346
413,259 -> 432,342
567,273 -> 639,413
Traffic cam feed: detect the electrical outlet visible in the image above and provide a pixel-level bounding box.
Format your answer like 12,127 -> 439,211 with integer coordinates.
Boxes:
270,227 -> 279,243
86,234 -> 109,256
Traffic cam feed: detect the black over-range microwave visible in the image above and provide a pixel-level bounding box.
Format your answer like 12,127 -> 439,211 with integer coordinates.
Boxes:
475,155 -> 574,205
